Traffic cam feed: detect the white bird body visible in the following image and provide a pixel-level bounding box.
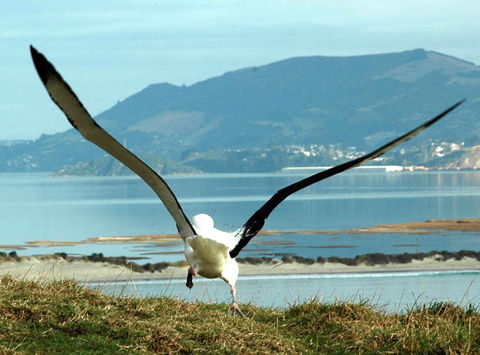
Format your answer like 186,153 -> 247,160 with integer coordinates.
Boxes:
186,214 -> 239,285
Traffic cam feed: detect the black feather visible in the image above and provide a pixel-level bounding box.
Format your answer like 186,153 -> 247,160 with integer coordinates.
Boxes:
229,99 -> 465,258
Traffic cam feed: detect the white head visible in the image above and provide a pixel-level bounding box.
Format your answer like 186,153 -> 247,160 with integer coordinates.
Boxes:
191,213 -> 215,230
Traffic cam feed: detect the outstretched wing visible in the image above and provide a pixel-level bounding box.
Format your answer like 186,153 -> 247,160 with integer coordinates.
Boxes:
230,99 -> 465,257
30,46 -> 196,240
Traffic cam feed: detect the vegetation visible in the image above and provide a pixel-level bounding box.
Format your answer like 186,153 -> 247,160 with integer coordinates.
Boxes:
51,141 -> 479,175
0,277 -> 479,353
2,249 -> 479,275
52,153 -> 199,176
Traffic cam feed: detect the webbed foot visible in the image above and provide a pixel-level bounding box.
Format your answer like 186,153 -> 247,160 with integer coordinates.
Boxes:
230,302 -> 245,317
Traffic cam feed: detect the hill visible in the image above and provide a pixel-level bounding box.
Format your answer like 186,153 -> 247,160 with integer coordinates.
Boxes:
3,49 -> 479,173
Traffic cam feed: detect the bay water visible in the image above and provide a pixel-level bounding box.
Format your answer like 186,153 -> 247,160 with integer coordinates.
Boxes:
1,171 -> 480,310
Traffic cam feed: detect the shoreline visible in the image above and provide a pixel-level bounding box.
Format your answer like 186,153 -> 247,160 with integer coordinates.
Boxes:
1,218 -> 480,283
4,218 -> 480,251
1,253 -> 479,283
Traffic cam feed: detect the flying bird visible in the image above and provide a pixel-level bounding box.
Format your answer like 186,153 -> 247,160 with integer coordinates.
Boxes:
30,45 -> 464,316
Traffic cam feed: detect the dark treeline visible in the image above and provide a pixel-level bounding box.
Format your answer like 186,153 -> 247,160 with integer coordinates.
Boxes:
238,249 -> 480,266
2,249 -> 479,272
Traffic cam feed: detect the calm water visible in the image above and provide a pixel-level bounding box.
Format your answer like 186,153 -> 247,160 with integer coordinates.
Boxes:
1,171 -> 480,262
89,270 -> 480,313
2,171 -> 480,310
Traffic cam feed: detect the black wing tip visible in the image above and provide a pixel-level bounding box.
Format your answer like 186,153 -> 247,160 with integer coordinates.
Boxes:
29,45 -> 81,130
29,45 -> 38,56
30,45 -> 54,85
444,98 -> 466,116
449,98 -> 466,112
421,99 -> 466,129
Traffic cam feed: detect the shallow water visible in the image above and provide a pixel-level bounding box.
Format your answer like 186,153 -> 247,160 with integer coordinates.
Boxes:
1,171 -> 480,262
87,270 -> 480,313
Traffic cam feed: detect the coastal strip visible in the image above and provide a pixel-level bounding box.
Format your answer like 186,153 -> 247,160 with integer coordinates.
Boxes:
0,249 -> 479,283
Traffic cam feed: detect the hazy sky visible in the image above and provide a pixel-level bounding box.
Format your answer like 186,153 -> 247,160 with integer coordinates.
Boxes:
1,1 -> 479,140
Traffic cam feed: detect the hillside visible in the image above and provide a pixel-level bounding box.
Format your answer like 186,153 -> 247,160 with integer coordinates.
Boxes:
3,49 -> 479,173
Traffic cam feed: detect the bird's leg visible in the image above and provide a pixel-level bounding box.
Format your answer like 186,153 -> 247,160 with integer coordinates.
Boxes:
230,285 -> 245,317
186,265 -> 196,289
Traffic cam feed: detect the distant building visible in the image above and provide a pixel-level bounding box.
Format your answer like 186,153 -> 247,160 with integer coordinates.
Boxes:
281,165 -> 404,173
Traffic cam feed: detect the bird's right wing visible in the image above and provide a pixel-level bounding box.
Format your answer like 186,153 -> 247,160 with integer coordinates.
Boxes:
229,99 -> 465,258
30,46 -> 196,240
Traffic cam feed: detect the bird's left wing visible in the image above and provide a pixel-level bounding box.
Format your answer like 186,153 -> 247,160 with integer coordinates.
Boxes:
30,46 -> 196,240
229,99 -> 465,258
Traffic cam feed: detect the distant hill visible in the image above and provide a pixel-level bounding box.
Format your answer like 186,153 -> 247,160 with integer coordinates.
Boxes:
2,48 -> 479,173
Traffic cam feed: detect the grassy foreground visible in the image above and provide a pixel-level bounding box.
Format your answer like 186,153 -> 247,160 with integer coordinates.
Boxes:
0,277 -> 479,353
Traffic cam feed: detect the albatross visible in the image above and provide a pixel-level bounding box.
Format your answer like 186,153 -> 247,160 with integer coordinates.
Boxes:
30,45 -> 464,316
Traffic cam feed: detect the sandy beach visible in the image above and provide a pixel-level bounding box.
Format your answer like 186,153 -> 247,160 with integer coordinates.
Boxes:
1,255 -> 479,283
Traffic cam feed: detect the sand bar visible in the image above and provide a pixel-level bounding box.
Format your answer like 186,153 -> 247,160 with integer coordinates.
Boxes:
2,219 -> 480,283
8,218 -> 480,251
1,256 -> 479,283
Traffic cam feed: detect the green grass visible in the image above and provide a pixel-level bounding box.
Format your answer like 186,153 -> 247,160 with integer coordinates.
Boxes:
0,277 -> 479,353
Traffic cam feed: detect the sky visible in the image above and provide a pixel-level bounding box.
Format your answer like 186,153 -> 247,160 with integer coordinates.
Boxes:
1,0 -> 479,140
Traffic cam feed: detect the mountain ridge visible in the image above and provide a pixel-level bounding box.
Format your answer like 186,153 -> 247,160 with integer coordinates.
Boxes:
2,48 -> 479,173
